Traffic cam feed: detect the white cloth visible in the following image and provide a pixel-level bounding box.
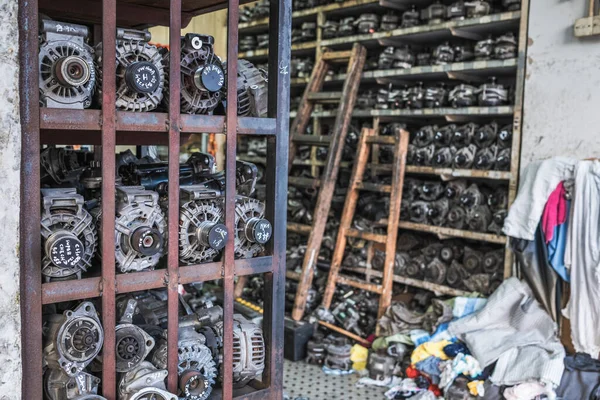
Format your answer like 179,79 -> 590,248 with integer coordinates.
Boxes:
503,157 -> 577,240
448,278 -> 565,387
503,380 -> 556,400
563,160 -> 600,356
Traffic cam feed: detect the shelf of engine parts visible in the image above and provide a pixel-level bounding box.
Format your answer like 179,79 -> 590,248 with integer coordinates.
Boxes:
39,108 -> 277,136
320,11 -> 520,48
395,221 -> 507,244
289,105 -> 514,119
239,40 -> 317,59
290,58 -> 518,87
41,256 -> 274,305
239,0 -> 380,32
341,266 -> 471,296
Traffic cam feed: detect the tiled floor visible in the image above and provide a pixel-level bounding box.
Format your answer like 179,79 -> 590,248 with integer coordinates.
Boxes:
283,360 -> 388,400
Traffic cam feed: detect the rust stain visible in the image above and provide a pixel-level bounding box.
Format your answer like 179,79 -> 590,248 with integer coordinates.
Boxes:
528,37 -> 534,46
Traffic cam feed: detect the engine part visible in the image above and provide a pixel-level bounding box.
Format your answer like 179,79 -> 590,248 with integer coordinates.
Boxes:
388,342 -> 408,359
321,20 -> 339,39
300,22 -> 317,42
465,0 -> 491,18
376,86 -> 392,109
453,123 -> 477,147
425,257 -> 447,284
257,33 -> 270,48
449,84 -> 477,107
227,59 -> 269,117
445,179 -> 467,202
392,45 -> 415,69
466,205 -> 492,232
413,144 -> 435,166
419,181 -> 445,201
487,187 -> 508,211
421,1 -> 447,24
416,50 -> 431,66
153,327 -> 217,400
118,361 -> 176,400
433,42 -> 454,64
115,299 -> 156,373
94,186 -> 167,273
428,198 -> 450,225
290,58 -> 314,80
474,145 -> 498,170
453,144 -> 477,168
403,178 -> 423,202
488,209 -> 507,235
338,17 -> 356,36
454,44 -> 474,62
440,241 -> 463,263
497,124 -> 513,148
95,28 -> 164,112
464,273 -> 490,294
44,369 -> 105,400
355,13 -> 380,33
460,183 -> 485,208
217,315 -> 265,387
483,249 -> 503,274
434,124 -> 456,147
378,47 -> 396,69
478,77 -> 508,106
165,34 -> 225,115
474,36 -> 495,60
433,147 -> 455,168
447,1 -> 466,19
234,196 -> 272,258
380,13 -> 399,31
446,260 -> 468,288
495,32 -> 517,60
368,352 -> 397,381
44,302 -> 104,377
401,5 -> 420,27
325,337 -> 352,371
41,147 -> 92,186
41,188 -> 97,281
239,36 -> 257,52
356,90 -> 377,108
406,255 -> 426,279
425,83 -> 448,108
179,187 -> 228,264
406,82 -> 425,109
306,338 -> 326,365
463,246 -> 483,273
39,20 -> 96,109
474,122 -> 498,148
496,148 -> 511,171
502,0 -> 521,11
409,201 -> 429,223
446,205 -> 467,229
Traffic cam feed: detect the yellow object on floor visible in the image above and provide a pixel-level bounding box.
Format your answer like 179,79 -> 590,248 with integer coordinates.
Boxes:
468,380 -> 484,396
350,344 -> 369,371
410,339 -> 452,364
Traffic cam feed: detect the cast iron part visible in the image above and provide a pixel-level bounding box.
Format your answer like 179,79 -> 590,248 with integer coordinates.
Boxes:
226,59 -> 269,117
39,20 -> 96,109
449,84 -> 478,107
41,188 -> 97,281
40,147 -> 93,186
425,83 -> 448,107
433,124 -> 456,146
419,180 -> 445,201
474,122 -> 498,148
447,1 -> 467,19
325,337 -> 352,371
118,361 -> 177,400
234,196 -> 272,258
433,42 -> 454,64
44,369 -> 105,400
115,299 -> 156,373
460,183 -> 485,208
496,148 -> 511,171
338,17 -> 357,36
305,338 -> 326,365
402,5 -> 421,28
497,124 -> 513,148
95,28 -> 164,112
445,179 -> 467,202
355,13 -> 380,34
453,144 -> 477,168
428,198 -> 450,225
495,32 -> 518,60
43,302 -> 104,377
466,0 -> 491,18
413,145 -> 436,166
433,147 -> 456,168
478,77 -> 508,106
165,33 -> 225,115
421,1 -> 447,25
406,82 -> 425,109
425,257 -> 447,284
380,13 -> 399,31
466,204 -> 492,232
321,20 -> 339,39
474,36 -> 495,60
453,123 -> 477,147
474,145 -> 498,170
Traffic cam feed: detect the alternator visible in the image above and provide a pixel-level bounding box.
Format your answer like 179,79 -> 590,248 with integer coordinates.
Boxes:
41,188 -> 97,281
118,361 -> 177,400
115,299 -> 156,373
449,84 -> 477,107
41,147 -> 92,186
165,34 -> 225,115
44,369 -> 106,400
478,77 -> 508,106
96,28 -> 164,112
179,186 -> 228,264
93,186 -> 167,273
234,197 -> 273,259
227,59 -> 268,117
421,1 -> 447,24
39,20 -> 95,109
43,302 -> 104,376
494,32 -> 517,60
153,327 -> 217,400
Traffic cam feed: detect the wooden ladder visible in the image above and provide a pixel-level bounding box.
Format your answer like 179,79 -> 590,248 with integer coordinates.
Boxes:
289,43 -> 367,321
319,126 -> 410,342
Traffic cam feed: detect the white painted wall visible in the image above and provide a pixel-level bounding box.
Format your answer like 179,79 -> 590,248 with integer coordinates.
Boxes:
521,0 -> 600,167
0,0 -> 22,398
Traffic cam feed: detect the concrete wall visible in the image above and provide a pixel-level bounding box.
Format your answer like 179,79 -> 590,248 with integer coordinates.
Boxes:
0,0 -> 22,397
521,0 -> 600,167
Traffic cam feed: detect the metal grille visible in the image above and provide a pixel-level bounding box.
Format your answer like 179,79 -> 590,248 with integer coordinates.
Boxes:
18,0 -> 291,398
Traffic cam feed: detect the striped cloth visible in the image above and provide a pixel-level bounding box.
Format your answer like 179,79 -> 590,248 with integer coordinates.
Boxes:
448,277 -> 565,387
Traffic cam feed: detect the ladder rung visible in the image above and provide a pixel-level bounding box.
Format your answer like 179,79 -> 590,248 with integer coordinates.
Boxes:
287,222 -> 312,234
368,164 -> 393,172
292,135 -> 332,146
355,182 -> 392,193
345,228 -> 387,243
317,321 -> 370,346
366,136 -> 396,145
322,50 -> 353,61
307,92 -> 343,103
337,274 -> 383,294
288,176 -> 321,189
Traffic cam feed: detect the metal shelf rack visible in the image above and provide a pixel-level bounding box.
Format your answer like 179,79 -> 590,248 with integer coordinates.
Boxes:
19,0 -> 290,397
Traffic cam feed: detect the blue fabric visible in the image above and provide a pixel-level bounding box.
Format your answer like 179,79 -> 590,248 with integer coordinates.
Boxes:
443,342 -> 470,358
547,200 -> 570,282
415,357 -> 442,384
410,330 -> 431,346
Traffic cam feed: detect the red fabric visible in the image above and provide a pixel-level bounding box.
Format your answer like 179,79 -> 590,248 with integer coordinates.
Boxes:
406,366 -> 420,379
542,182 -> 567,243
428,385 -> 442,396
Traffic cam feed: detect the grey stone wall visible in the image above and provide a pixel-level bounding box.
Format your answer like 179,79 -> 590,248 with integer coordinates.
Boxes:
0,0 -> 22,398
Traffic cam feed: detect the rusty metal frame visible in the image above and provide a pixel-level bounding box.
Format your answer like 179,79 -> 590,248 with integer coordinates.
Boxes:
18,0 -> 290,396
